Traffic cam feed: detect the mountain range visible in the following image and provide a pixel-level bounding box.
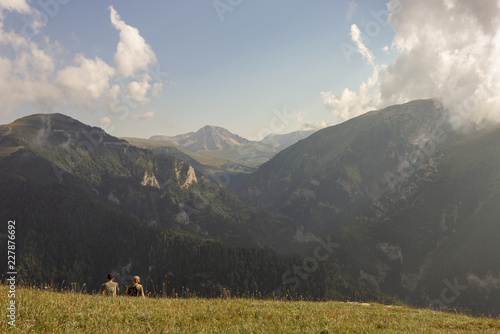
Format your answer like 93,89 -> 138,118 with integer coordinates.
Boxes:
150,125 -> 251,151
126,126 -> 317,191
260,130 -> 316,152
240,99 -> 500,314
149,125 -> 315,153
0,113 -> 383,302
2,99 -> 500,315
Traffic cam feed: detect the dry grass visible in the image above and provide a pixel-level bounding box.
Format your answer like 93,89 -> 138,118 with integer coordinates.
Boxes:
2,284 -> 499,333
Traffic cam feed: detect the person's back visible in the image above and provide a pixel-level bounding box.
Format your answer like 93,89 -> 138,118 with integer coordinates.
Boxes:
100,281 -> 119,296
126,276 -> 145,297
99,273 -> 119,297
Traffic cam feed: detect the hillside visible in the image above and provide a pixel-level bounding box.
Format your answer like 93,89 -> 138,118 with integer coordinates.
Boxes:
151,125 -> 252,151
148,126 -> 318,171
149,126 -> 277,172
0,113 -> 385,302
149,125 -> 277,168
143,127 -> 318,190
2,285 -> 499,333
240,99 -> 468,231
123,136 -> 256,191
344,126 -> 500,314
260,129 -> 316,152
239,99 -> 500,315
0,113 -> 297,248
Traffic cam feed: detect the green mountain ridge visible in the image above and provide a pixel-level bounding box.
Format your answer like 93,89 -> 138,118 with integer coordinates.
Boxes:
3,104 -> 500,314
123,136 -> 258,192
0,113 -> 297,248
240,99 -> 500,315
142,126 -> 319,192
0,113 -> 390,303
148,125 -> 277,171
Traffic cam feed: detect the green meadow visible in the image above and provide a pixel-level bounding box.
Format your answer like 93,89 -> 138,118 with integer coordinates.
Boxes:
2,285 -> 500,333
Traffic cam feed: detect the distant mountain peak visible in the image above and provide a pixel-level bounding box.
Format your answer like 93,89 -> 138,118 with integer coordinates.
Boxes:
150,125 -> 251,152
260,129 -> 317,152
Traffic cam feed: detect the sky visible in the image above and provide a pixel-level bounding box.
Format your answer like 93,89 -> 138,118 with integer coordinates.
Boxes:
0,0 -> 499,139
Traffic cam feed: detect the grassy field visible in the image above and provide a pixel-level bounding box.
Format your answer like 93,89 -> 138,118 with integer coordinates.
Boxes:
2,285 -> 500,333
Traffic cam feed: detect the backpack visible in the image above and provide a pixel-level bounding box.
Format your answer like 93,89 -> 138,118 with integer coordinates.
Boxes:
128,284 -> 139,297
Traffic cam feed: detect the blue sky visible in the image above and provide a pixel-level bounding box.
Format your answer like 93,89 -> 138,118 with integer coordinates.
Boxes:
0,0 -> 396,138
2,1 -> 498,139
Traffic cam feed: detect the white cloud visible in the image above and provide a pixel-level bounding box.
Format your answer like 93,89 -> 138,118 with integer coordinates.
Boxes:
350,24 -> 374,65
126,75 -> 151,105
0,30 -> 60,112
322,67 -> 380,122
109,6 -> 157,78
322,23 -> 380,122
0,0 -> 31,14
0,4 -> 164,119
100,116 -> 112,126
324,0 -> 500,128
56,54 -> 115,107
108,84 -> 121,101
302,120 -> 329,131
131,111 -> 155,121
151,82 -> 163,97
346,1 -> 358,21
381,0 -> 500,128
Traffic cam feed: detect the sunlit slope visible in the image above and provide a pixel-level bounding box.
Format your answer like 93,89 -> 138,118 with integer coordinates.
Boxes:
2,285 -> 499,333
0,113 -> 299,248
241,99 -> 466,231
1,114 -> 385,301
240,99 -> 500,315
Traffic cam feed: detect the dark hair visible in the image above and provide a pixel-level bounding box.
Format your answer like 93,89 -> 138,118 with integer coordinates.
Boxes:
107,273 -> 114,280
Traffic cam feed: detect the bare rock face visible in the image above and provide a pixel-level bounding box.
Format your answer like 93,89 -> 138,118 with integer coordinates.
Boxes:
150,125 -> 251,152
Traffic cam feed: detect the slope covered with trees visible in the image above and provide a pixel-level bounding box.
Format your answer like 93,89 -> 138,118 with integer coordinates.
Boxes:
0,113 -> 391,303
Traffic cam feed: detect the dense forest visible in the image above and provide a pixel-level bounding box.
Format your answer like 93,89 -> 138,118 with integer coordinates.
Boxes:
0,170 -> 396,304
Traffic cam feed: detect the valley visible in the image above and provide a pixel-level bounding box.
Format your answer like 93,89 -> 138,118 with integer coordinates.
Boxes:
2,98 -> 500,316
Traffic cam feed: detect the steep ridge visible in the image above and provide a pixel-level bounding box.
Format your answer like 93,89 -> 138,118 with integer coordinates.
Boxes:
0,113 -> 397,303
150,125 -> 251,151
260,130 -> 316,152
240,99 -> 500,314
0,113 -> 296,248
240,99 -> 469,232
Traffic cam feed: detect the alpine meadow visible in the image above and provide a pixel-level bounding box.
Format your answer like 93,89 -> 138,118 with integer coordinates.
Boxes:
2,0 -> 500,333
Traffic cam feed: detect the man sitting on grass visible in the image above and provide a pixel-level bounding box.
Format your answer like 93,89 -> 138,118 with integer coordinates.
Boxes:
126,276 -> 145,298
99,273 -> 119,297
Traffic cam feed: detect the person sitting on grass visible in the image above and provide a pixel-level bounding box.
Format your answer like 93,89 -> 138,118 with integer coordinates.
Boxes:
99,273 -> 119,297
126,276 -> 145,298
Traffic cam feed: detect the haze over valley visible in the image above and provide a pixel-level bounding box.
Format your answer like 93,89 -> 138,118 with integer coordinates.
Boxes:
1,0 -> 500,331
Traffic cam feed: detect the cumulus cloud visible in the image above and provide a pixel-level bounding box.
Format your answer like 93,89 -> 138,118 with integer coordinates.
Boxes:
0,33 -> 60,112
382,0 -> 500,128
126,75 -> 152,105
131,111 -> 155,121
0,0 -> 45,35
325,0 -> 500,128
109,6 -> 157,78
322,24 -> 381,122
56,54 -> 115,108
322,68 -> 380,122
0,0 -> 31,14
302,120 -> 329,131
0,4 -> 164,122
